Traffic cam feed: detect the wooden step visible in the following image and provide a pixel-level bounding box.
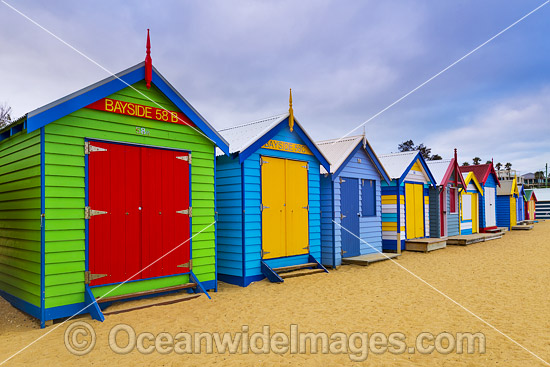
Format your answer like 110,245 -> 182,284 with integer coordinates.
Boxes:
512,225 -> 534,230
273,262 -> 318,274
103,294 -> 201,315
280,268 -> 327,279
97,282 -> 197,304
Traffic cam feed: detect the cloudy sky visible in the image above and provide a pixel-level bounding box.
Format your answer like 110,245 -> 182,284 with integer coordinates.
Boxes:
1,1 -> 549,173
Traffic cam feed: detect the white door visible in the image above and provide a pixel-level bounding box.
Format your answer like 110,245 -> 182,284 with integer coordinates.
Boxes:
485,187 -> 496,227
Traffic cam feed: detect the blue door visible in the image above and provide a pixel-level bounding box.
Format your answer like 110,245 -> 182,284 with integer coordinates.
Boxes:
340,177 -> 360,257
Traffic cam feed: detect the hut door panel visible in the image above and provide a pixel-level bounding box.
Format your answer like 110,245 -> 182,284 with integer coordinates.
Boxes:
484,187 -> 496,227
414,184 -> 424,237
261,157 -> 287,259
405,184 -> 416,239
285,159 -> 309,257
439,188 -> 446,237
340,178 -> 360,257
471,194 -> 478,234
405,183 -> 424,239
89,142 -> 142,286
510,197 -> 517,226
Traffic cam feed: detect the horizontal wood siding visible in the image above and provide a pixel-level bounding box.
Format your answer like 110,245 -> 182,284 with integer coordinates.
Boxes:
215,155 -> 243,278
43,81 -> 216,307
448,186 -> 459,236
495,195 -> 510,228
536,201 -> 550,219
480,174 -> 497,229
429,186 -> 440,238
0,129 -> 41,307
320,175 -> 334,266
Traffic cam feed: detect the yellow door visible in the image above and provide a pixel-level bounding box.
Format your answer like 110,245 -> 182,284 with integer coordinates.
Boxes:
471,194 -> 478,234
405,183 -> 416,239
414,184 -> 424,237
285,159 -> 309,256
405,183 -> 424,239
261,157 -> 286,259
510,197 -> 517,226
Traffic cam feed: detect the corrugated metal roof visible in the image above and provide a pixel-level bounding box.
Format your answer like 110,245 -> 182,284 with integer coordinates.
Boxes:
216,113 -> 288,156
377,151 -> 418,179
460,164 -> 500,186
316,135 -> 363,174
533,188 -> 550,201
497,180 -> 515,195
426,159 -> 452,185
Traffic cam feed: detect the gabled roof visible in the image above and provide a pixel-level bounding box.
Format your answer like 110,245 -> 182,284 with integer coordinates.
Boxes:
461,172 -> 483,195
378,151 -> 436,185
6,62 -> 230,154
315,135 -> 390,183
426,158 -> 466,188
497,178 -> 519,196
217,113 -> 330,171
533,188 -> 550,201
524,189 -> 537,202
460,163 -> 500,186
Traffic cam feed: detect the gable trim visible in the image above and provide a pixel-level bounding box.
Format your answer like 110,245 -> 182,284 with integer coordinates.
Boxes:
398,152 -> 436,186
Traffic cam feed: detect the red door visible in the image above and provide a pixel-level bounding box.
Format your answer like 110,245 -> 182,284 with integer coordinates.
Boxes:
88,141 -> 190,286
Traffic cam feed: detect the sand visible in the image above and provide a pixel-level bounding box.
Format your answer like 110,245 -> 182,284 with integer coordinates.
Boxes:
1,221 -> 549,366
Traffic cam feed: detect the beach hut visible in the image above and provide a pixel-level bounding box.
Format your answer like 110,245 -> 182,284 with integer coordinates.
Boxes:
426,151 -> 466,238
378,151 -> 436,252
0,35 -> 229,327
516,184 -> 526,223
533,188 -> 550,219
524,189 -> 537,220
215,99 -> 331,286
459,172 -> 483,235
460,164 -> 500,232
315,135 -> 390,267
496,178 -> 519,229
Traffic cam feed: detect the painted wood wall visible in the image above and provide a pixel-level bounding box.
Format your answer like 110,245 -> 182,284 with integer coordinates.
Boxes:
0,129 -> 42,315
429,186 -> 440,238
42,81 -> 217,312
535,200 -> 550,219
496,194 -> 512,228
216,123 -> 322,286
479,174 -> 497,229
320,146 -> 383,267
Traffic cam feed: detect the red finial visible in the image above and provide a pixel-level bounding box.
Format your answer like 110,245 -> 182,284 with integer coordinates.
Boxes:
145,29 -> 152,89
454,148 -> 457,162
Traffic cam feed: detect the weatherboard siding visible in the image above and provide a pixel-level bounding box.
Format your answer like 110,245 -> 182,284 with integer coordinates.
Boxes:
42,81 -> 216,307
0,129 -> 42,307
429,187 -> 440,238
479,174 -> 497,229
495,195 -> 511,228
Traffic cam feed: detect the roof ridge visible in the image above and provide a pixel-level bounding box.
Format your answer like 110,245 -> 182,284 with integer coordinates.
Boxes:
219,113 -> 288,132
378,150 -> 419,158
316,135 -> 363,145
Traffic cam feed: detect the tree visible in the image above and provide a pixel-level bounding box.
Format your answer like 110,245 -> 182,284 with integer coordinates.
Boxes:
462,162 -> 470,166
505,162 -> 512,171
495,162 -> 502,170
485,160 -> 492,164
431,154 -> 443,161
0,102 -> 12,129
472,157 -> 481,165
397,140 -> 438,160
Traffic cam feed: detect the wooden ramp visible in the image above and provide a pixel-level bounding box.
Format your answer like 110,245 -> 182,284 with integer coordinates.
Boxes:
342,252 -> 401,266
447,233 -> 502,246
405,238 -> 446,253
512,224 -> 534,231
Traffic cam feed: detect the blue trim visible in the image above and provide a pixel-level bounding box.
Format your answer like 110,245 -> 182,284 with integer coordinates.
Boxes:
398,152 -> 436,187
396,189 -> 401,251
27,67 -> 144,133
10,123 -> 24,136
84,285 -> 105,321
0,289 -> 41,320
333,142 -> 363,178
241,162 -> 246,281
84,139 -> 90,275
25,65 -> 229,154
239,121 -> 285,164
218,273 -> 264,287
213,152 -> 218,292
0,129 -> 11,142
260,261 -> 284,283
364,143 -> 391,184
331,177 -> 336,267
40,127 -> 46,328
402,180 -> 428,241
293,122 -> 330,172
189,271 -> 211,299
332,142 -> 390,184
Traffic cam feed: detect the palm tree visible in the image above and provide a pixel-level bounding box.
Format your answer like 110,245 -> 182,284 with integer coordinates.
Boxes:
495,162 -> 502,170
505,162 -> 512,171
472,157 -> 481,165
462,162 -> 470,166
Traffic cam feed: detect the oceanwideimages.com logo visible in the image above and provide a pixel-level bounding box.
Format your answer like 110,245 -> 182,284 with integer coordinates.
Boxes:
65,322 -> 486,361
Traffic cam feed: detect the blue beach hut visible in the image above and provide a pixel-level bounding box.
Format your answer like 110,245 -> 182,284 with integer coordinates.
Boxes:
315,135 -> 390,267
377,151 -> 436,252
215,106 -> 331,286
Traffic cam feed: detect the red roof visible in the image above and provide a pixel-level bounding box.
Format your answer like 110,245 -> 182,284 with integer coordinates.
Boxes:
459,163 -> 500,186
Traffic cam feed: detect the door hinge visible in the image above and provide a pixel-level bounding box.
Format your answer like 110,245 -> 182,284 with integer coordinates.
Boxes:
340,177 -> 346,184
176,154 -> 192,164
84,271 -> 107,284
302,162 -> 309,170
341,249 -> 347,256
340,213 -> 346,220
260,158 -> 269,165
261,204 -> 270,211
302,205 -> 309,210
261,249 -> 270,258
84,142 -> 107,155
303,244 -> 309,250
84,206 -> 108,219
176,207 -> 192,217
177,260 -> 192,270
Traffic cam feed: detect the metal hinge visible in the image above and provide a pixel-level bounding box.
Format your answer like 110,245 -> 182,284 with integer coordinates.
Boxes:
177,260 -> 192,269
84,206 -> 108,219
84,142 -> 107,155
260,159 -> 269,165
303,244 -> 309,250
84,271 -> 107,284
341,249 -> 347,256
302,162 -> 309,170
302,205 -> 309,210
340,213 -> 346,220
176,154 -> 192,164
176,207 -> 192,217
261,204 -> 270,211
261,249 -> 270,258
340,177 -> 346,184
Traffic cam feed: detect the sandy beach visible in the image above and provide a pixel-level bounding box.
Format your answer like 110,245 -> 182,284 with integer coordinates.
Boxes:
1,221 -> 549,366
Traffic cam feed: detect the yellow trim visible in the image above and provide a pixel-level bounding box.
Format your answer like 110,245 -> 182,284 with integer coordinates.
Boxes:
511,177 -> 519,196
462,171 -> 483,195
261,139 -> 312,155
382,196 -> 405,205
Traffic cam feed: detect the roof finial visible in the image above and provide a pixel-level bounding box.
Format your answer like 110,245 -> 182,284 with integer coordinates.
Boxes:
363,126 -> 366,148
145,29 -> 152,89
454,148 -> 457,162
288,88 -> 294,132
